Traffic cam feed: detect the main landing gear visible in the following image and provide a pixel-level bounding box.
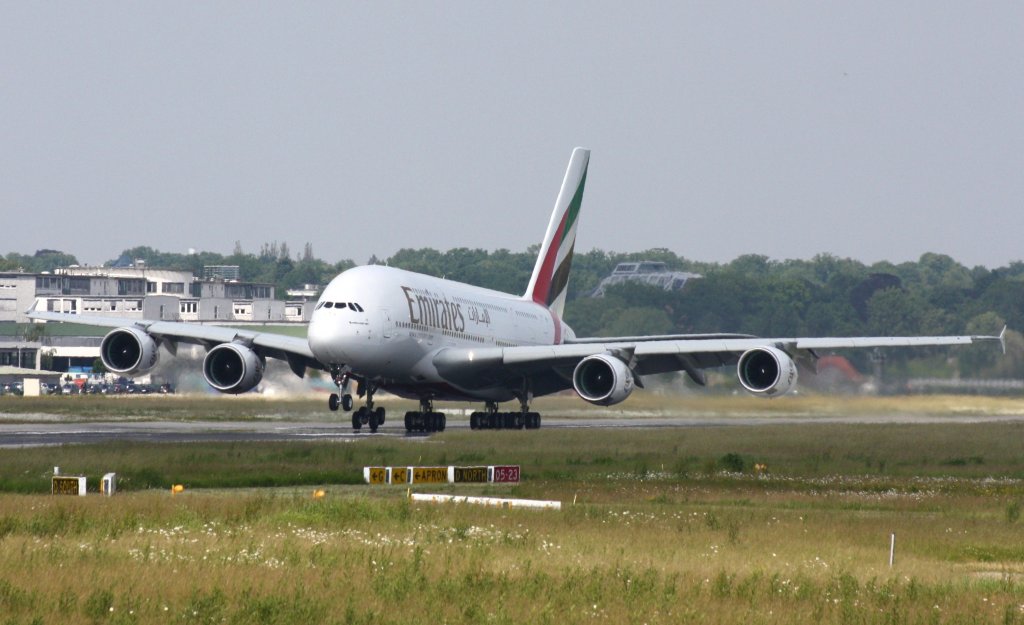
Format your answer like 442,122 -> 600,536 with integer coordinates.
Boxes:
327,368 -> 383,433
404,398 -> 446,433
351,383 -> 384,433
469,401 -> 541,430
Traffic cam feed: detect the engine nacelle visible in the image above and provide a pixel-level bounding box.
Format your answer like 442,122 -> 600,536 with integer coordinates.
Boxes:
572,354 -> 635,406
737,346 -> 798,397
203,343 -> 264,394
100,327 -> 160,375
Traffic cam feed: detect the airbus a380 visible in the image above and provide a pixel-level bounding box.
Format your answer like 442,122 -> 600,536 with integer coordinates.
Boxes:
30,148 -> 1005,433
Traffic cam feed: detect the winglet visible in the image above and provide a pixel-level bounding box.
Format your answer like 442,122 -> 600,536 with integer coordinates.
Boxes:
999,325 -> 1007,355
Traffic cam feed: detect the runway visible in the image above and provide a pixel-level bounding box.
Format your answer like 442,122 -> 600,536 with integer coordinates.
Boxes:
2,412 -> 1024,447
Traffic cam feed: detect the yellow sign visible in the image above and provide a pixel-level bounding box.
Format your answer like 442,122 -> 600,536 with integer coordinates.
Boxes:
412,467 -> 448,484
52,476 -> 85,496
366,467 -> 387,485
390,467 -> 410,484
452,466 -> 488,483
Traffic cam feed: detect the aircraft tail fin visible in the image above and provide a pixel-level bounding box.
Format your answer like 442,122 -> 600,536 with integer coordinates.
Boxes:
524,147 -> 590,317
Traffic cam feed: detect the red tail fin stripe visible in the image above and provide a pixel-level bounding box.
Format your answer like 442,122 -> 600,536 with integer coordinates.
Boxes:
547,307 -> 563,345
530,210 -> 570,305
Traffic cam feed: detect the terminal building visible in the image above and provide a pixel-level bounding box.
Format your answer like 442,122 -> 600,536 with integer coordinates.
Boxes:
1,265 -> 315,324
0,264 -> 318,372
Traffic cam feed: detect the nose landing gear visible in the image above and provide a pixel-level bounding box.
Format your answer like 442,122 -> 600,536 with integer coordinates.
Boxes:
327,367 -> 354,413
328,392 -> 354,412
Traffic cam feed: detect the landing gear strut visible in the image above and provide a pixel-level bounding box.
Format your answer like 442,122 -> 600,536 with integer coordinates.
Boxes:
351,382 -> 384,433
327,367 -> 354,413
404,398 -> 446,433
469,400 -> 541,430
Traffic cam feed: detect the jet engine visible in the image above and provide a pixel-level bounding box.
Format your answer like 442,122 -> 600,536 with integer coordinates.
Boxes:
572,354 -> 635,406
100,327 -> 160,375
737,346 -> 798,397
202,343 -> 265,394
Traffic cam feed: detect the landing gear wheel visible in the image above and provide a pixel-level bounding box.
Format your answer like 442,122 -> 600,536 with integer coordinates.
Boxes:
404,411 -> 414,432
328,393 -> 340,412
351,408 -> 363,430
438,413 -> 446,432
369,407 -> 384,433
341,394 -> 353,412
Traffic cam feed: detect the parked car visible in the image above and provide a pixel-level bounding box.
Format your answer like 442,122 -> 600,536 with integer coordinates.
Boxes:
86,383 -> 110,395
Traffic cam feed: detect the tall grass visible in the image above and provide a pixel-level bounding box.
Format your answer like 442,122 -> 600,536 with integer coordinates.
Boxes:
0,400 -> 1023,623
0,483 -> 1023,624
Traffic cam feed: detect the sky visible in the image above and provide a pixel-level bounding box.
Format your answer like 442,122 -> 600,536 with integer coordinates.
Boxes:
1,3 -> 1022,269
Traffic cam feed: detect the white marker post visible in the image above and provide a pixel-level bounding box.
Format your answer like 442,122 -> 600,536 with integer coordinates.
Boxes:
889,533 -> 895,568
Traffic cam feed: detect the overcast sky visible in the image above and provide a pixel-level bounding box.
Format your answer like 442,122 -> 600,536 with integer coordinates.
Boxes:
2,3 -> 1021,269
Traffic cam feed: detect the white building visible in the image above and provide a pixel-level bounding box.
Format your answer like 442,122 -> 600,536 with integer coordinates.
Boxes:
1,265 -> 315,371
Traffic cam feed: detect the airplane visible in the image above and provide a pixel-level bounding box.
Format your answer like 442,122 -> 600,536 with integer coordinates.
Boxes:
29,148 -> 1006,433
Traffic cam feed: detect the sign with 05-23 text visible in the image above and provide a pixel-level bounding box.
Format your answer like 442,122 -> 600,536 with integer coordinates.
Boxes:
489,465 -> 521,483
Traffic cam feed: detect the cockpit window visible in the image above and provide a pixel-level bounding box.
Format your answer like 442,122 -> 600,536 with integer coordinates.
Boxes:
320,301 -> 364,312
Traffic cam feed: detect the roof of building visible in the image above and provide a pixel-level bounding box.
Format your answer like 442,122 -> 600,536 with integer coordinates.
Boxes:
0,366 -> 61,379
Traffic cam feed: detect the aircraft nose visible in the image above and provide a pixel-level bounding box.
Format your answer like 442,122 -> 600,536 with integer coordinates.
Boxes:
307,316 -> 349,364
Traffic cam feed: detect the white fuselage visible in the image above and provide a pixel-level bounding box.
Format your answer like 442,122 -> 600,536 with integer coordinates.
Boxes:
306,265 -> 573,399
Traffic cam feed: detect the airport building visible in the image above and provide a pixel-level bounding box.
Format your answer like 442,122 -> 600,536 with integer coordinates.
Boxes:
0,264 -> 317,372
1,265 -> 315,324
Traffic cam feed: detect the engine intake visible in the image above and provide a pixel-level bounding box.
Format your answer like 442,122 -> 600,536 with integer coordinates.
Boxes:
203,343 -> 264,394
572,354 -> 635,406
737,346 -> 798,397
100,327 -> 159,375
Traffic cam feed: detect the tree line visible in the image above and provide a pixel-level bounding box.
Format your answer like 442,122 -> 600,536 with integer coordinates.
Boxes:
3,244 -> 1021,377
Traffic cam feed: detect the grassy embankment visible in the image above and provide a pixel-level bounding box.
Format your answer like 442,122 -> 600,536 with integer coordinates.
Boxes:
1,413 -> 1024,622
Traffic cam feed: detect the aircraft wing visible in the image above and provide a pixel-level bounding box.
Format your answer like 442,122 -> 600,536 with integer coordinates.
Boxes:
26,312 -> 322,373
433,329 -> 1006,393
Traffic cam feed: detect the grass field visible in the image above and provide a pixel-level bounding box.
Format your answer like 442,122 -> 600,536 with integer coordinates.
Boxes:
1,396 -> 1024,623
